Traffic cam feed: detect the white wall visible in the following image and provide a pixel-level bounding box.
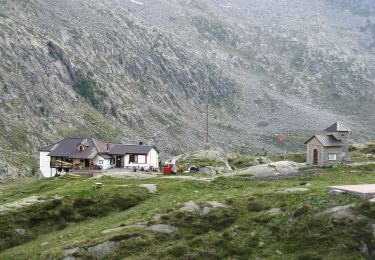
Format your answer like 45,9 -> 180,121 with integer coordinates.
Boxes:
93,155 -> 112,170
149,148 -> 159,169
123,149 -> 159,169
39,152 -> 57,178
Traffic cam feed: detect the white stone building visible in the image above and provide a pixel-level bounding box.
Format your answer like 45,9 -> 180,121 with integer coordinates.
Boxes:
39,138 -> 159,178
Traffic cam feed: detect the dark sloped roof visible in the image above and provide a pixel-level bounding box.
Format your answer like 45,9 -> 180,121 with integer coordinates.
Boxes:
46,138 -> 106,159
41,139 -> 158,158
325,122 -> 352,132
39,143 -> 58,152
305,134 -> 344,147
99,154 -> 112,159
92,139 -> 108,153
108,144 -> 153,155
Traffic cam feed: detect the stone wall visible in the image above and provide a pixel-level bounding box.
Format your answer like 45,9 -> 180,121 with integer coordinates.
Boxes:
307,137 -> 344,166
321,146 -> 343,166
328,132 -> 349,154
306,138 -> 324,166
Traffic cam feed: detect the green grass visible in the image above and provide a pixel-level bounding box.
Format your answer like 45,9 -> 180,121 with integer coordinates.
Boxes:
0,188 -> 149,251
1,165 -> 375,259
228,155 -> 259,169
350,143 -> 375,162
268,152 -> 307,163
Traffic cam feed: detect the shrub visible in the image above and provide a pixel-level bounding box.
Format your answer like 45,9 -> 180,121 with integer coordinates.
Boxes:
363,144 -> 375,154
111,105 -> 118,117
355,201 -> 375,219
167,244 -> 189,257
292,204 -> 311,218
228,156 -> 258,169
248,200 -> 271,212
74,70 -> 108,110
44,199 -> 62,210
73,198 -> 96,208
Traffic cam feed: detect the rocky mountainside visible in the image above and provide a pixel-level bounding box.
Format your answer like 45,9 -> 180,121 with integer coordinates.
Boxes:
0,0 -> 374,176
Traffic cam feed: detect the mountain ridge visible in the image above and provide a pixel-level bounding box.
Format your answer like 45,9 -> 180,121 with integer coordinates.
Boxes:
0,0 -> 374,177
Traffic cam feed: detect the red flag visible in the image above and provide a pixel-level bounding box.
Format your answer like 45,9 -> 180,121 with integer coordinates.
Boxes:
277,134 -> 286,144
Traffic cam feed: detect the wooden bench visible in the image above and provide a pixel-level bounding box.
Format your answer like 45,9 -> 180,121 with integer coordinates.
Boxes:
66,174 -> 81,179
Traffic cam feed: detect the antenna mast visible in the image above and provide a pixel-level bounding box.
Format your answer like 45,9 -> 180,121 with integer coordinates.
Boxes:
205,86 -> 209,149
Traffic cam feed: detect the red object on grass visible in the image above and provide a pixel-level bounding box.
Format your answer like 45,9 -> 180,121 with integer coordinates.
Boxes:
277,134 -> 286,144
163,164 -> 174,174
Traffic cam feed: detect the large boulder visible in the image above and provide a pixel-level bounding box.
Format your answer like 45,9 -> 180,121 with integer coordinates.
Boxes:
179,201 -> 201,212
87,241 -> 119,259
176,148 -> 232,172
225,161 -> 306,178
188,148 -> 227,162
138,184 -> 157,193
316,204 -> 357,220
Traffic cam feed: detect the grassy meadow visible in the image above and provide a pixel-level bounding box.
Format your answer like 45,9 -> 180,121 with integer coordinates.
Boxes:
0,162 -> 375,259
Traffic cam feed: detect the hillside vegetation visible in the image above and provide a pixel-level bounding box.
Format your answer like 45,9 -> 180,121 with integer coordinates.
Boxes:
1,0 -> 375,178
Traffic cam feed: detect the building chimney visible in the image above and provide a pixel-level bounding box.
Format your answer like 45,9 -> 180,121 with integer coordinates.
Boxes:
139,141 -> 144,145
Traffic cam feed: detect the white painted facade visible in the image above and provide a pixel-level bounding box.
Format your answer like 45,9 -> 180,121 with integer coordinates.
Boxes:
39,138 -> 160,178
93,155 -> 113,170
39,151 -> 57,178
40,154 -> 114,178
123,148 -> 159,169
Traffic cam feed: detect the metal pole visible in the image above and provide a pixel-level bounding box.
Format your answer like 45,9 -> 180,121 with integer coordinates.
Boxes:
204,85 -> 209,150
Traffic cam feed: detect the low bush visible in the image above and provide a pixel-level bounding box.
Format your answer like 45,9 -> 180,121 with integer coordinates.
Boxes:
248,199 -> 271,212
363,143 -> 375,154
165,208 -> 237,235
228,156 -> 258,169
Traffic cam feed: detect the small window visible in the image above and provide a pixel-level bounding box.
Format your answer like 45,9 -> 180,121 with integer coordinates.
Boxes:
328,154 -> 337,161
99,160 -> 103,164
129,154 -> 138,163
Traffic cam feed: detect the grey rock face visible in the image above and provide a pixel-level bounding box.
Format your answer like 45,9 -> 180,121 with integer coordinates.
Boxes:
138,184 -> 157,193
283,187 -> 309,193
148,224 -> 177,234
1,0 -> 375,178
63,241 -> 119,259
226,161 -> 306,178
317,204 -> 357,219
63,247 -> 86,256
14,228 -> 26,236
206,201 -> 230,209
87,241 -> 120,259
267,208 -> 284,216
179,201 -> 201,212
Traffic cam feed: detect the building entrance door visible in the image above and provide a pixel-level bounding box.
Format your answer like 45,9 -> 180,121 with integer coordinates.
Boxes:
116,156 -> 122,168
313,149 -> 318,165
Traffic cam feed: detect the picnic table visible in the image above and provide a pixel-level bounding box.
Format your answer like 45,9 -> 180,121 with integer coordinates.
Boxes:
92,182 -> 105,190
